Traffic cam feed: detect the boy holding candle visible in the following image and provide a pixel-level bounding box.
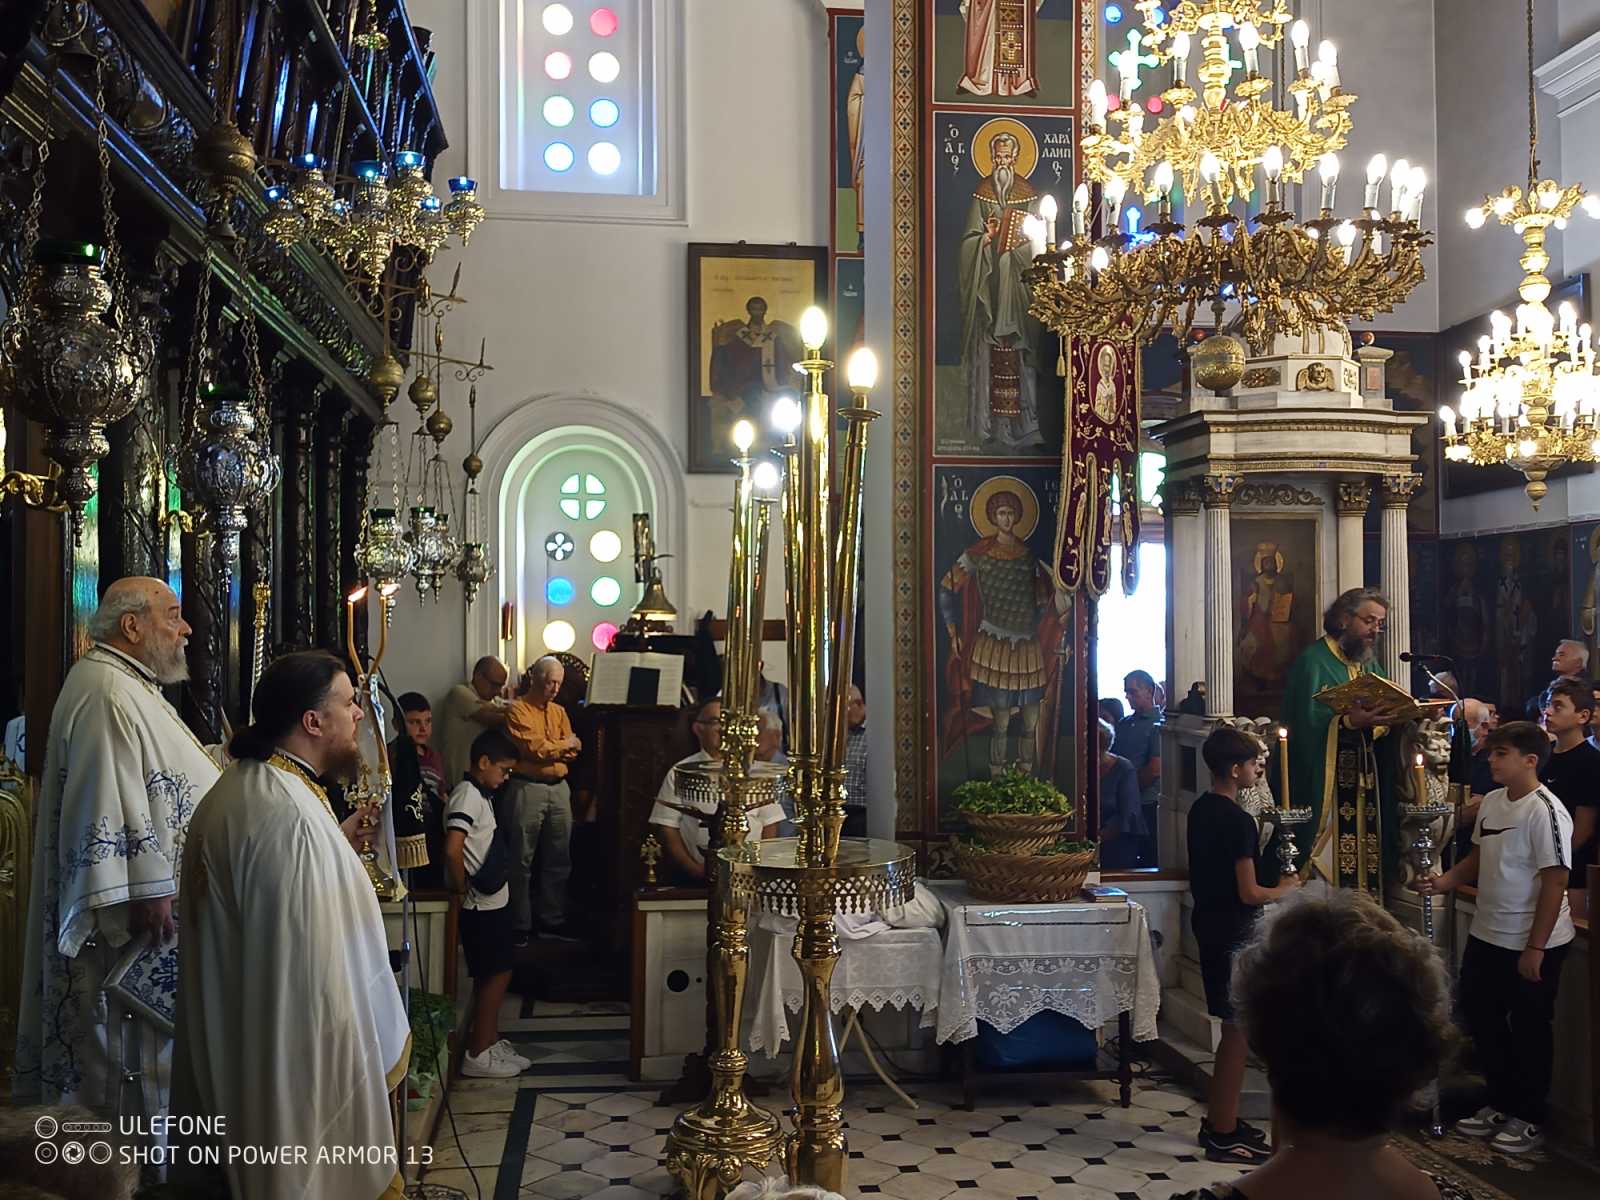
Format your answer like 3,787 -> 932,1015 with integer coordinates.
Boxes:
1189,726 -> 1303,1164
1415,720 -> 1574,1154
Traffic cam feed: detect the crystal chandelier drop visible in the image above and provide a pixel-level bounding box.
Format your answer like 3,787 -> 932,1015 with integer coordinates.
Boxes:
454,383 -> 494,605
1439,0 -> 1600,508
1026,0 -> 1431,352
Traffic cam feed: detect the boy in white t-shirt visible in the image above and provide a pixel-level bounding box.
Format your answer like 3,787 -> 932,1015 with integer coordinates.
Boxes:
446,729 -> 530,1078
1414,720 -> 1575,1155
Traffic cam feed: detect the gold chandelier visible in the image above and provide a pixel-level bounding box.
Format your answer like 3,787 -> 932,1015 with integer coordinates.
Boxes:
1439,0 -> 1600,508
1026,0 -> 1430,352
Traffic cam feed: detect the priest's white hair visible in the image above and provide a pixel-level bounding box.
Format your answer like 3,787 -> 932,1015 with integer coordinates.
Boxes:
86,583 -> 154,643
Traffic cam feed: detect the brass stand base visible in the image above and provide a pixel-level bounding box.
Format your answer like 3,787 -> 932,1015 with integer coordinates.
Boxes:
664,1091 -> 783,1200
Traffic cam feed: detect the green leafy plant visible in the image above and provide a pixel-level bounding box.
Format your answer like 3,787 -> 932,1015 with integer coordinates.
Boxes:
954,766 -> 1072,817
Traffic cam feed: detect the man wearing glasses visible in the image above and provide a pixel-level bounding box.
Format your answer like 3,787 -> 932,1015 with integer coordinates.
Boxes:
1281,587 -> 1402,897
648,697 -> 785,885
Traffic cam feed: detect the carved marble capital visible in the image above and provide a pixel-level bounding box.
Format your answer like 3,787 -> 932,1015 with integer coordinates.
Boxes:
1201,472 -> 1243,509
1164,478 -> 1202,515
1380,473 -> 1423,507
1335,479 -> 1373,516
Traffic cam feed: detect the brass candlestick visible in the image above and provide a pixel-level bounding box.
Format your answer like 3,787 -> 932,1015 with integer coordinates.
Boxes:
723,317 -> 914,1193
664,428 -> 784,1199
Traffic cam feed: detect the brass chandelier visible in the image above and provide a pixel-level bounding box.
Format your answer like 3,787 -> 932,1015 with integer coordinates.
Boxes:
1026,0 -> 1431,352
1439,0 -> 1600,507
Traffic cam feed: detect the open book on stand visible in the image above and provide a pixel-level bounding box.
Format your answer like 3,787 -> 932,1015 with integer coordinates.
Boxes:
1313,673 -> 1447,724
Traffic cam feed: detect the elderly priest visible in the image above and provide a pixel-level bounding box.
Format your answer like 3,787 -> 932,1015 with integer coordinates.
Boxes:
1281,586 -> 1404,897
170,651 -> 410,1200
16,577 -> 221,1134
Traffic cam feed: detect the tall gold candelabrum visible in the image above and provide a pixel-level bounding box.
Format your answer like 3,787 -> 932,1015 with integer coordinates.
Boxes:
663,423 -> 785,1200
719,313 -> 916,1193
344,583 -> 403,902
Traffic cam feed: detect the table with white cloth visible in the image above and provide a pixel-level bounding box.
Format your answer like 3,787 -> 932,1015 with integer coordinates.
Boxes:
925,880 -> 1162,1108
746,915 -> 944,1061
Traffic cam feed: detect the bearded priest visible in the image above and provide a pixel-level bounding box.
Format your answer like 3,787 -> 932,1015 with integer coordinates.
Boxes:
1280,587 -> 1403,898
15,577 -> 221,1137
170,651 -> 410,1200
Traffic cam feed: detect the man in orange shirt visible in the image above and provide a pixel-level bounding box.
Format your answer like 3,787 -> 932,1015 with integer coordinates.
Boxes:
503,656 -> 581,943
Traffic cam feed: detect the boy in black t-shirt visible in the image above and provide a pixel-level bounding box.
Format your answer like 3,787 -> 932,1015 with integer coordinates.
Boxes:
1540,677 -> 1598,887
1188,726 -> 1302,1164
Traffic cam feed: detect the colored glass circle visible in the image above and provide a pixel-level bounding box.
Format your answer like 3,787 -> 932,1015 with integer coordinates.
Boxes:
589,529 -> 623,562
543,95 -> 575,127
541,4 -> 573,35
544,531 -> 575,560
544,141 -> 576,172
589,51 -> 621,83
1146,96 -> 1165,114
1104,3 -> 1123,23
584,499 -> 607,519
544,51 -> 573,80
588,141 -> 622,176
590,98 -> 620,128
591,576 -> 622,606
546,577 -> 575,605
590,7 -> 618,37
592,621 -> 618,651
542,620 -> 576,652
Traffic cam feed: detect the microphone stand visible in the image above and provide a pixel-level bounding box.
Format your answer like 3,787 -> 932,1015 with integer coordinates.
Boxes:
1413,662 -> 1466,1139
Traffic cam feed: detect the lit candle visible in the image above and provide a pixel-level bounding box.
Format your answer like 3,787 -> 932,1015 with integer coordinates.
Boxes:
1040,193 -> 1058,246
1412,753 -> 1428,804
1318,40 -> 1340,90
1318,153 -> 1339,212
1389,158 -> 1411,217
1238,22 -> 1260,75
1104,174 -> 1127,232
346,586 -> 367,676
1364,155 -> 1387,211
1118,51 -> 1135,101
1072,182 -> 1089,236
1153,160 -> 1175,222
1089,79 -> 1108,128
1277,727 -> 1291,811
1172,31 -> 1190,88
1261,145 -> 1283,209
1200,151 -> 1224,212
1291,20 -> 1311,73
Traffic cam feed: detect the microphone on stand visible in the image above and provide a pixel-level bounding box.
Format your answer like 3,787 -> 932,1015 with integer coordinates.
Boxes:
1399,651 -> 1454,666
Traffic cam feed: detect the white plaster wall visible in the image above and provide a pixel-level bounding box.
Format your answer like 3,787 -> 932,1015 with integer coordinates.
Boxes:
388,0 -> 829,703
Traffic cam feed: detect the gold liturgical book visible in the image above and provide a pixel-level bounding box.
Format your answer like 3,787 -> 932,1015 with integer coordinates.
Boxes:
1313,674 -> 1444,724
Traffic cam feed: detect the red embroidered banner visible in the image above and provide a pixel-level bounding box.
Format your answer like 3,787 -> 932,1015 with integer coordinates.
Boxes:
1053,335 -> 1141,597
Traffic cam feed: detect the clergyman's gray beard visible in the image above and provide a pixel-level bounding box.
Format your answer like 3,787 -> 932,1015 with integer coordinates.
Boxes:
151,642 -> 190,685
1339,631 -> 1375,663
994,166 -> 1013,198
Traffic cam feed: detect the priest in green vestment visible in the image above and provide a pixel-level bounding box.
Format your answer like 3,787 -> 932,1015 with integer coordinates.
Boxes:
1281,587 -> 1402,896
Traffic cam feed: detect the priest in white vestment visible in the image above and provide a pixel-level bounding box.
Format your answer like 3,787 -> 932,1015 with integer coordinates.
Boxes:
15,577 -> 220,1132
170,649 -> 410,1200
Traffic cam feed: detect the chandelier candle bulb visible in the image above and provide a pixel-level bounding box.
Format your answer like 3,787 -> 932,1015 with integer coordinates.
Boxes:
1466,206 -> 1486,229
1390,159 -> 1412,217
1119,50 -> 1135,100
1319,153 -> 1340,211
1104,175 -> 1127,231
1318,41 -> 1341,90
1440,406 -> 1458,438
1291,19 -> 1311,73
1089,79 -> 1109,128
1172,31 -> 1190,87
1023,214 -> 1048,256
1073,182 -> 1090,236
1238,21 -> 1260,75
1040,192 -> 1059,246
1365,155 -> 1388,210
799,306 -> 829,352
1200,150 -> 1224,211
1277,727 -> 1290,811
1262,145 -> 1283,208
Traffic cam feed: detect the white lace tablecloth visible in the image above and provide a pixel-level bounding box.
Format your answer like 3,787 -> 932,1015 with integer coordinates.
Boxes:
926,881 -> 1161,1046
746,916 -> 943,1057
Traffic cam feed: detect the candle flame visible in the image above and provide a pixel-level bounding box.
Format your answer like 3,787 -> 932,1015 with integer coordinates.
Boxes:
1277,726 -> 1287,738
348,586 -> 369,603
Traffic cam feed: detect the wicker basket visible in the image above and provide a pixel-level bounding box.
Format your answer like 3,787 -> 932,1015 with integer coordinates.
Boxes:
956,844 -> 1097,903
960,810 -> 1071,856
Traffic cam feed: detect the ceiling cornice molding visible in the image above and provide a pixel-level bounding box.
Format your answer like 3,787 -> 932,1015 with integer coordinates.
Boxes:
1536,30 -> 1600,118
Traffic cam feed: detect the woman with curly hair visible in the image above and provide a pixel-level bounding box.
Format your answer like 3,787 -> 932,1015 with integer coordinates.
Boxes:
1168,891 -> 1474,1200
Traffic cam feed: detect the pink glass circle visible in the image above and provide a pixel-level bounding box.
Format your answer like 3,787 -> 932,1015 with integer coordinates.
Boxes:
544,51 -> 573,80
590,7 -> 618,36
592,621 -> 619,650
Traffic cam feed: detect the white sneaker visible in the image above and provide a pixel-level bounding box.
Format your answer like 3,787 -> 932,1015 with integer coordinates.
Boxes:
1454,1106 -> 1508,1138
461,1047 -> 521,1078
1490,1118 -> 1545,1155
490,1039 -> 531,1070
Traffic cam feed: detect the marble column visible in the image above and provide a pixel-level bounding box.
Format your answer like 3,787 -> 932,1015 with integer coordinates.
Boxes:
1166,480 -> 1205,705
1335,479 -> 1372,595
1379,474 -> 1421,683
1202,473 -> 1240,716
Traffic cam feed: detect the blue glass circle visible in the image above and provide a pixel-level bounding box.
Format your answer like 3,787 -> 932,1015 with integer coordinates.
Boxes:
1104,3 -> 1123,23
544,141 -> 575,172
590,98 -> 620,128
546,577 -> 575,605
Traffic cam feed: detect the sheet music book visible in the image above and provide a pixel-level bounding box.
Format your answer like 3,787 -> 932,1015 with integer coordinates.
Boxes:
588,651 -> 684,707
